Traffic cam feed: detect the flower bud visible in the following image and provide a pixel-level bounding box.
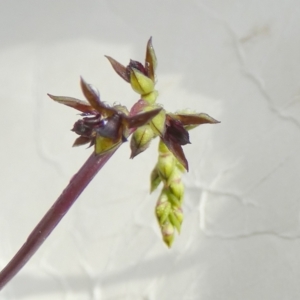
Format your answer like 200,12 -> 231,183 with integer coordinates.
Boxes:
130,68 -> 155,95
169,209 -> 182,233
173,207 -> 183,224
169,180 -> 184,202
167,192 -> 181,208
161,222 -> 175,248
130,125 -> 154,158
166,167 -> 181,186
156,198 -> 171,224
157,152 -> 175,182
150,165 -> 162,193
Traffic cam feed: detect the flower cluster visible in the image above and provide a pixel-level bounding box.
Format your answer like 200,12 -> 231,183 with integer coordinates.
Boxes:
48,78 -> 161,155
49,38 -> 219,247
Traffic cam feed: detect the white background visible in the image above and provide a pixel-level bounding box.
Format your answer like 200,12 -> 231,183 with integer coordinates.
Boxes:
1,1 -> 300,299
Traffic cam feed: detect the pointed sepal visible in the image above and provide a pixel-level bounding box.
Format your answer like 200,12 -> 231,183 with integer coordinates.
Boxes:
80,77 -> 116,116
47,94 -> 95,113
126,107 -> 162,129
72,136 -> 91,147
105,56 -> 130,82
172,112 -> 221,131
161,139 -> 189,171
145,37 -> 157,81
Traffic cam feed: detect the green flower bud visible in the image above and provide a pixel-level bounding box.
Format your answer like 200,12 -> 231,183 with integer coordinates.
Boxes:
167,192 -> 181,208
166,167 -> 181,186
169,209 -> 182,233
161,222 -> 175,248
157,152 -> 175,182
158,190 -> 168,203
173,207 -> 183,224
156,198 -> 171,224
150,165 -> 162,193
130,68 -> 155,95
169,180 -> 184,202
130,125 -> 154,158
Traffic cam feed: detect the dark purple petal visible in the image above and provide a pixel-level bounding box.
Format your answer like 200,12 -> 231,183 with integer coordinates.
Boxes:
71,119 -> 94,137
163,137 -> 189,171
105,55 -> 130,82
80,77 -> 116,116
175,113 -> 220,125
128,59 -> 147,75
95,114 -> 123,142
126,107 -> 162,128
47,94 -> 95,114
165,116 -> 190,145
72,136 -> 91,147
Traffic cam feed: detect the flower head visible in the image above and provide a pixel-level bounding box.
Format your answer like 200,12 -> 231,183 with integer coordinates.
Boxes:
48,77 -> 161,155
49,37 -> 220,247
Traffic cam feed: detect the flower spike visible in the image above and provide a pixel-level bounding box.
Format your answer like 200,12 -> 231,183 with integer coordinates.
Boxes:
49,37 -> 220,247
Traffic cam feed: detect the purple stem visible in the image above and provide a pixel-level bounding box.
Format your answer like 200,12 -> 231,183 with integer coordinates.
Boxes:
0,150 -> 116,290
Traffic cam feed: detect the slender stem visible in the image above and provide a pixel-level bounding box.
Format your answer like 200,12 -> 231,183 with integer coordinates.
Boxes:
0,150 -> 116,290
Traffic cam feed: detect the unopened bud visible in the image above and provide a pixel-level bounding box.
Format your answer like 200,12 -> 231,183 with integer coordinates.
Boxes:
150,166 -> 162,193
130,125 -> 154,158
169,209 -> 182,233
156,198 -> 171,224
169,180 -> 184,202
173,207 -> 183,224
130,68 -> 155,95
161,222 -> 175,248
157,152 -> 175,182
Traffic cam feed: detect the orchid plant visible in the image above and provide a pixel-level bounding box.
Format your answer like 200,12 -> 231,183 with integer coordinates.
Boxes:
0,38 -> 219,290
